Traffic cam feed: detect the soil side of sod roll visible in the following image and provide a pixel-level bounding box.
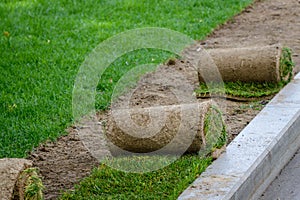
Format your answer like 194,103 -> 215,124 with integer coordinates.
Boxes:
198,45 -> 293,83
106,102 -> 226,155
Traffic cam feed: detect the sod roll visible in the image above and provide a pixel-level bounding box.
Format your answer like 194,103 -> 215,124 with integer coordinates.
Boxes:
106,101 -> 226,155
0,159 -> 43,200
198,45 -> 293,83
0,158 -> 32,200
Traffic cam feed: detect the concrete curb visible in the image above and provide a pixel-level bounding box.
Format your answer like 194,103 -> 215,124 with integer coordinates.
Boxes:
178,73 -> 300,200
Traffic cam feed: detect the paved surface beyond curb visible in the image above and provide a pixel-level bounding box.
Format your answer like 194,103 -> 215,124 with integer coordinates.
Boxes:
259,148 -> 300,200
178,74 -> 300,199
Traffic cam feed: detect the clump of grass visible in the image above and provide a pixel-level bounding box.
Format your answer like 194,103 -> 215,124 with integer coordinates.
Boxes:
3,30 -> 11,47
239,101 -> 266,111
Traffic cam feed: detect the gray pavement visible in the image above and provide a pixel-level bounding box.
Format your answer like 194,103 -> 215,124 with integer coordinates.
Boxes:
260,148 -> 300,200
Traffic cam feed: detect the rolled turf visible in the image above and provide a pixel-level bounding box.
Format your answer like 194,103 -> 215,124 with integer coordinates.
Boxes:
106,101 -> 226,155
0,159 -> 43,200
198,45 -> 293,83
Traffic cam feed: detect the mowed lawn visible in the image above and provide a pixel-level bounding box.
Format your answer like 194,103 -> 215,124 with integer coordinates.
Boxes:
0,0 -> 253,158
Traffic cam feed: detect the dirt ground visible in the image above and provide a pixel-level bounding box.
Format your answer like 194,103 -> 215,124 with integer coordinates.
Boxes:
201,0 -> 300,71
29,0 -> 300,199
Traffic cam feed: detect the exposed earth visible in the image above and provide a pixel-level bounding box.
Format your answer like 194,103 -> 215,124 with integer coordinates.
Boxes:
28,0 -> 300,199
